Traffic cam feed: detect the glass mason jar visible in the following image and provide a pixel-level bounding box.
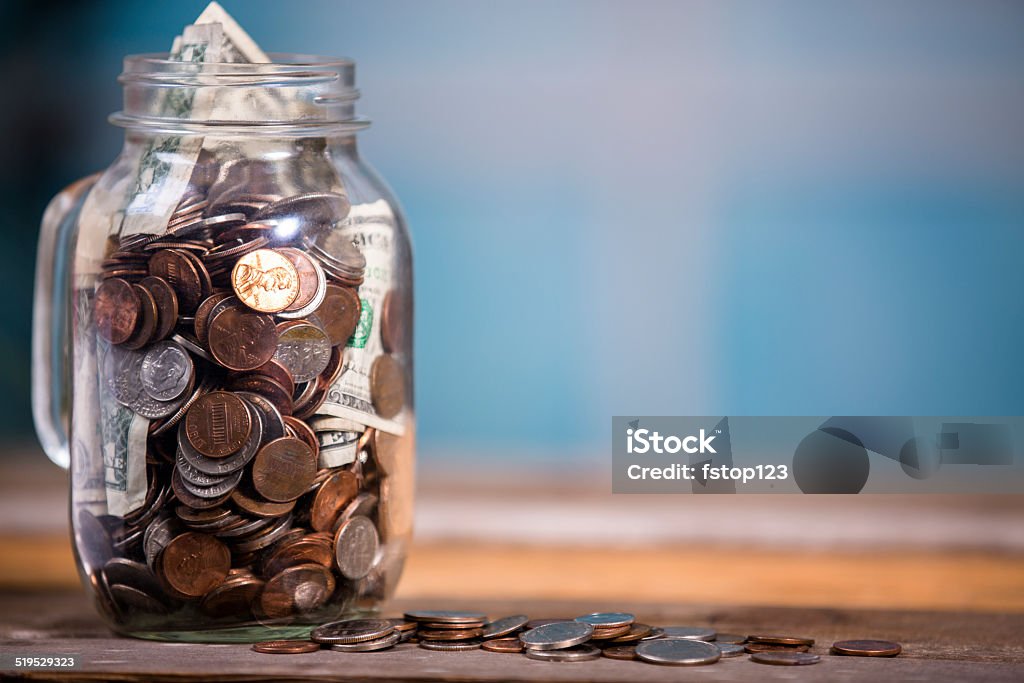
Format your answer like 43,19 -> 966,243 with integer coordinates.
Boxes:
32,54 -> 414,641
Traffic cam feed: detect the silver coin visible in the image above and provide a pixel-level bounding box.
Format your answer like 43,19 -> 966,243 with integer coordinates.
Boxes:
312,619 -> 396,645
101,558 -> 164,598
140,341 -> 193,401
176,449 -> 234,487
233,515 -> 294,553
482,614 -> 529,639
234,391 -> 286,442
575,612 -> 635,628
404,610 -> 488,624
635,639 -> 721,666
714,633 -> 747,644
661,626 -> 717,641
333,493 -> 378,532
256,192 -> 350,228
716,642 -> 745,657
131,387 -> 186,419
520,622 -> 594,651
170,333 -> 215,363
641,627 -> 666,640
524,644 -> 601,662
215,515 -> 275,539
334,515 -> 379,580
202,212 -> 248,229
104,346 -> 146,408
750,652 -> 821,666
418,640 -> 481,651
329,631 -> 401,652
143,516 -> 178,570
273,321 -> 331,383
177,466 -> 243,499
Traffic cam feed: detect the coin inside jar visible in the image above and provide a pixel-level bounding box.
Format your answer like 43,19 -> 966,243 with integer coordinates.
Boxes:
310,470 -> 358,531
159,532 -> 230,598
94,278 -> 140,344
313,284 -> 361,346
369,354 -> 405,419
251,437 -> 317,502
231,248 -> 299,313
184,391 -> 252,458
273,321 -> 331,383
140,341 -> 193,402
207,304 -> 278,371
333,515 -> 379,580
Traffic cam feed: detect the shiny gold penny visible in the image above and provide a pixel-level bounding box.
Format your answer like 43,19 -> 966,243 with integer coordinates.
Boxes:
231,248 -> 299,313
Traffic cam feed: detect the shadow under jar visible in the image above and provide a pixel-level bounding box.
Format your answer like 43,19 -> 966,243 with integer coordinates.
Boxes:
32,54 -> 414,641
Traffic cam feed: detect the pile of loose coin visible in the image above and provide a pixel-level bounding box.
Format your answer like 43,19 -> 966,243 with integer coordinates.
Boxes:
86,188 -> 408,628
252,610 -> 903,666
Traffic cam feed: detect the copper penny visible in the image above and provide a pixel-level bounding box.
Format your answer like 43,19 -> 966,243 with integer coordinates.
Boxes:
231,248 -> 299,313
481,637 -> 524,653
277,247 -> 322,312
230,483 -> 297,519
121,284 -> 159,350
160,532 -> 230,598
229,373 -> 293,416
370,354 -> 405,419
208,304 -> 278,371
249,359 -> 296,397
251,640 -> 320,654
283,416 -> 319,459
310,470 -> 358,531
95,278 -> 140,344
139,276 -> 179,341
831,640 -> 902,657
184,391 -> 252,457
417,628 -> 484,641
591,624 -> 634,639
149,248 -> 203,313
193,291 -> 233,345
262,536 -> 334,577
748,634 -> 815,646
251,437 -> 317,503
259,563 -> 335,618
609,623 -> 654,643
603,645 -> 637,660
379,289 -> 406,354
744,642 -> 811,653
200,575 -> 264,617
314,284 -> 361,346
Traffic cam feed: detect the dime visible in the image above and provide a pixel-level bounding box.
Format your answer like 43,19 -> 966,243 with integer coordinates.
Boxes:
482,614 -> 529,639
141,341 -> 193,402
333,515 -> 379,580
160,532 -> 230,598
750,652 -> 821,666
260,563 -> 335,618
602,645 -> 637,660
369,354 -> 405,419
576,612 -> 635,628
95,278 -> 140,344
419,640 -> 482,652
329,631 -> 401,652
274,321 -> 331,383
231,248 -> 299,313
831,639 -> 902,657
184,391 -> 252,457
635,638 -> 721,666
311,619 -> 395,645
716,643 -> 745,657
139,276 -> 179,341
481,637 -> 524,653
661,626 -> 717,641
520,622 -> 593,651
149,249 -> 203,313
405,610 -> 489,624
251,640 -> 320,654
208,304 -> 278,371
748,634 -> 814,646
525,644 -> 601,662
252,437 -> 317,502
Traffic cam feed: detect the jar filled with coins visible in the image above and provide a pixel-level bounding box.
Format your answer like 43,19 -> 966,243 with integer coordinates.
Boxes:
32,39 -> 413,641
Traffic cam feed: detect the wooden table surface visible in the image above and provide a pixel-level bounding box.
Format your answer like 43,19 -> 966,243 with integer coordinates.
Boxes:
1,447 -> 1023,680
2,591 -> 1023,682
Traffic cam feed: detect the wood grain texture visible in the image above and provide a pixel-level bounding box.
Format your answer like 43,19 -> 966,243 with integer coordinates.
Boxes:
0,591 -> 1022,681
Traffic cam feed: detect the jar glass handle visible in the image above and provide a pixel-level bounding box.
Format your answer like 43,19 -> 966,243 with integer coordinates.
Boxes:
32,173 -> 99,469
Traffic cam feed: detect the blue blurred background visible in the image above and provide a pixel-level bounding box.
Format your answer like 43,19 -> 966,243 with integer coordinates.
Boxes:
2,0 -> 1022,459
